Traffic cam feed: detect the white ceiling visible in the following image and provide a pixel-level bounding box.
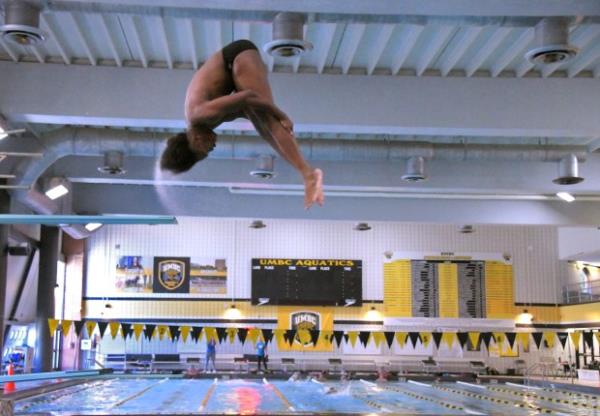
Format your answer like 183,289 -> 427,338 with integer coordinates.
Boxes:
1,0 -> 600,225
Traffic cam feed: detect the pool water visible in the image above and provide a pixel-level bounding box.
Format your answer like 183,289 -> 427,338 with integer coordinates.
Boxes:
13,377 -> 600,415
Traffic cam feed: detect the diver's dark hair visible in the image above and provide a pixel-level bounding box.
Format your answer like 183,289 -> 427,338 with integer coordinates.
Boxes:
160,132 -> 206,174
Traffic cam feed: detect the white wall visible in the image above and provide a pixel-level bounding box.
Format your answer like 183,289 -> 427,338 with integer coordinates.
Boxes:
86,218 -> 560,304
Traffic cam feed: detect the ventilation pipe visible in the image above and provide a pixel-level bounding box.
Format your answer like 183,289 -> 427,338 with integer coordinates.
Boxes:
0,0 -> 46,46
264,12 -> 313,57
553,153 -> 584,185
8,127 -> 591,239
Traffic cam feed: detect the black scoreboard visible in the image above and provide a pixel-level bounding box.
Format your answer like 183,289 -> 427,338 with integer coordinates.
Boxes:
251,258 -> 362,306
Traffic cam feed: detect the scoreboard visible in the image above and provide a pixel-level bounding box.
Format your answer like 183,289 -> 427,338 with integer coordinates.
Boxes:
251,258 -> 362,306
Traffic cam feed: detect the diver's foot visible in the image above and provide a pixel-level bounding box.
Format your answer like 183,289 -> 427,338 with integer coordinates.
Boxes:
303,168 -> 324,210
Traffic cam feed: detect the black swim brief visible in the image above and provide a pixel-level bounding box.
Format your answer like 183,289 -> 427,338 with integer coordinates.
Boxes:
222,39 -> 258,75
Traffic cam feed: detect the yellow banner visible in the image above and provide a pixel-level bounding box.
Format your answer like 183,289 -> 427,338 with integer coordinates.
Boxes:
276,307 -> 333,351
543,332 -> 555,349
383,260 -> 412,317
109,322 -> 121,339
248,328 -> 261,346
200,327 -> 213,342
438,263 -> 458,318
570,331 -> 581,350
133,324 -> 144,341
372,332 -> 385,348
347,331 -> 358,348
61,320 -> 73,336
396,332 -> 408,347
48,319 -> 59,338
485,262 -> 514,319
156,325 -> 169,341
493,332 -> 505,346
468,332 -> 480,348
85,321 -> 97,338
420,332 -> 432,348
442,332 -> 456,349
226,328 -> 237,344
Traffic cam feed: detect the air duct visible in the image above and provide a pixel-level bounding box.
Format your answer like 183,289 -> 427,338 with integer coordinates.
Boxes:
401,156 -> 427,182
264,12 -> 313,57
553,153 -> 584,185
0,1 -> 46,46
525,17 -> 578,65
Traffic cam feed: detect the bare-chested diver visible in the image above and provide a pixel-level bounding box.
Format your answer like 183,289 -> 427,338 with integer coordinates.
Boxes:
160,39 -> 324,209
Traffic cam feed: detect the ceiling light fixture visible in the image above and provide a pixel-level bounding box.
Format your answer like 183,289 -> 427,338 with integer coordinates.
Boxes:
85,223 -> 103,232
401,156 -> 428,182
556,192 -> 575,202
249,220 -> 266,229
264,12 -> 313,58
553,154 -> 584,185
0,1 -> 46,46
45,184 -> 69,200
525,17 -> 578,65
354,222 -> 371,231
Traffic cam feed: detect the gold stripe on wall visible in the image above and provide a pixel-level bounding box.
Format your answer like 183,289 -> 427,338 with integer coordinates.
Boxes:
560,302 -> 600,323
383,260 -> 411,317
83,300 -> 384,322
438,262 -> 458,318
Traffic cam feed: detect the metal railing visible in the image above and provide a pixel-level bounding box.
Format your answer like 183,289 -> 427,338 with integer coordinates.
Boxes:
562,280 -> 600,304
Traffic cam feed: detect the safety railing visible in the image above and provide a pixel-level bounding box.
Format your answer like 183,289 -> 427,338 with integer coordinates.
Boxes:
562,280 -> 600,304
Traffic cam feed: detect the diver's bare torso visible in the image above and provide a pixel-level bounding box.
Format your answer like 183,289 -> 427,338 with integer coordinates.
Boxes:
184,50 -> 248,127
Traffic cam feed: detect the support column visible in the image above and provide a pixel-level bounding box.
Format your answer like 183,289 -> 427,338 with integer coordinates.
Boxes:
0,191 -> 9,356
34,226 -> 60,372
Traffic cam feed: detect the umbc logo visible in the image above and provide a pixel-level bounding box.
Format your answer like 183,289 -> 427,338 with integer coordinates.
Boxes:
153,257 -> 190,293
158,260 -> 186,290
291,311 -> 320,346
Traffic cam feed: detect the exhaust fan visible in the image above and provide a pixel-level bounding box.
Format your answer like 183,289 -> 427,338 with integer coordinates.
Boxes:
553,154 -> 583,185
525,17 -> 578,65
0,1 -> 46,46
250,154 -> 276,179
98,151 -> 126,175
264,12 -> 313,58
401,156 -> 428,182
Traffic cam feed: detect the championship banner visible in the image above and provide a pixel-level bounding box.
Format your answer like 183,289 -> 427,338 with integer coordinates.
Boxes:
153,257 -> 190,294
277,306 -> 333,351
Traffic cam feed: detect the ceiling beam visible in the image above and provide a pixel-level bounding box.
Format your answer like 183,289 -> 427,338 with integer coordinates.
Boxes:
69,12 -> 97,66
390,25 -> 424,75
2,61 -> 600,138
416,25 -> 455,76
337,23 -> 365,74
465,27 -> 511,77
39,14 -> 71,65
99,14 -> 122,66
46,1 -> 600,20
438,26 -> 482,76
489,28 -> 533,77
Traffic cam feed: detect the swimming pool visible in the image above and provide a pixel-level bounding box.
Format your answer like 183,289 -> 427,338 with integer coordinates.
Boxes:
11,377 -> 600,415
